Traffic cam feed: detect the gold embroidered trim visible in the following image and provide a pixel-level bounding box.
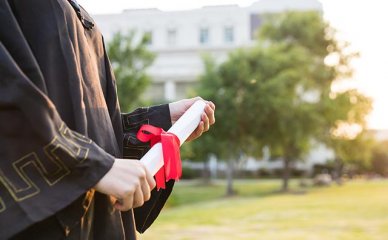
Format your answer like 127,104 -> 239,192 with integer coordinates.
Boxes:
0,123 -> 92,204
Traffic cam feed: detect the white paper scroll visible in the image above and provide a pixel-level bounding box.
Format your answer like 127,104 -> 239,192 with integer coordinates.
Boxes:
140,100 -> 207,176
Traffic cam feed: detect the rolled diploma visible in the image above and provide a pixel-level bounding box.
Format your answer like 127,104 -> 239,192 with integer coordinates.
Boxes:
140,100 -> 207,176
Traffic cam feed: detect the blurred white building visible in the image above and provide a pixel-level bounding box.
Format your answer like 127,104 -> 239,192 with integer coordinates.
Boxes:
93,0 -> 322,102
93,0 -> 346,174
93,0 -> 388,175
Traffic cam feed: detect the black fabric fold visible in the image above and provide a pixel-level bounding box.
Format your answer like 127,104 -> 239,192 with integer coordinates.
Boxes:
0,0 -> 174,239
0,41 -> 114,238
122,104 -> 175,233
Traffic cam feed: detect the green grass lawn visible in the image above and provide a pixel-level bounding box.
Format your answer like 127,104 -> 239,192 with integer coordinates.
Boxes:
140,179 -> 388,240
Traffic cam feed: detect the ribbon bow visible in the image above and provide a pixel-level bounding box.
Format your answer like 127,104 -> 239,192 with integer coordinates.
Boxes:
137,125 -> 182,190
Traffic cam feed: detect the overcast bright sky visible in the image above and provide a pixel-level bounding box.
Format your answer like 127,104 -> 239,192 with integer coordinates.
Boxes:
79,0 -> 388,130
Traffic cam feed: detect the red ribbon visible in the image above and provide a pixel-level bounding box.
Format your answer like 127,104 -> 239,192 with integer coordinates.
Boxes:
137,125 -> 182,190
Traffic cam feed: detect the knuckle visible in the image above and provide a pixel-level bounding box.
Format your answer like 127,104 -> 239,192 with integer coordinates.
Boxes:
139,170 -> 146,180
138,163 -> 147,172
136,164 -> 146,178
123,186 -> 135,197
140,199 -> 145,206
135,178 -> 141,187
144,194 -> 151,202
134,198 -> 145,208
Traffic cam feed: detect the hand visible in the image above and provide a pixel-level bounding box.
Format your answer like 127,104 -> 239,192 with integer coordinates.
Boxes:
94,159 -> 156,211
169,96 -> 216,142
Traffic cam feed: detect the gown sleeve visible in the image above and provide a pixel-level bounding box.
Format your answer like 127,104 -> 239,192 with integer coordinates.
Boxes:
121,105 -> 176,233
0,1 -> 114,238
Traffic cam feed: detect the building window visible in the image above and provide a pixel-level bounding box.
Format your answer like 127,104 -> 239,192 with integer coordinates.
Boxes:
224,26 -> 234,43
144,31 -> 153,45
199,28 -> 210,45
167,28 -> 177,46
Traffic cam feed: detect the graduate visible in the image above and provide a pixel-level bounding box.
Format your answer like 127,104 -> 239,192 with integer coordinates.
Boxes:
0,0 -> 215,239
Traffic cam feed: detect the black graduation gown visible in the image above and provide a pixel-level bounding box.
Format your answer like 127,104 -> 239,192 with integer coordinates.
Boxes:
0,0 -> 174,239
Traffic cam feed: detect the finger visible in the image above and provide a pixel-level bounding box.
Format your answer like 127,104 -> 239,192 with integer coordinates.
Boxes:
145,168 -> 156,191
187,121 -> 204,142
202,113 -> 210,132
185,96 -> 203,109
133,185 -> 145,208
114,193 -> 133,211
195,121 -> 205,137
207,101 -> 216,110
141,181 -> 151,202
193,96 -> 203,102
140,172 -> 152,202
205,104 -> 215,125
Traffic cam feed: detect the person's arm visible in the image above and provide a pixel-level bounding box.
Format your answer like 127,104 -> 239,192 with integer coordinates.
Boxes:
121,98 -> 215,233
0,40 -> 114,238
121,98 -> 215,160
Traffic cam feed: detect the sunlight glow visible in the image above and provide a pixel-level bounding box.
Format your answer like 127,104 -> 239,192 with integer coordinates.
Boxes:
331,122 -> 363,140
78,0 -> 388,129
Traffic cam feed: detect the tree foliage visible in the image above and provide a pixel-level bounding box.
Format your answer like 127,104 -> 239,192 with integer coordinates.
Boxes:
107,31 -> 155,112
194,11 -> 372,192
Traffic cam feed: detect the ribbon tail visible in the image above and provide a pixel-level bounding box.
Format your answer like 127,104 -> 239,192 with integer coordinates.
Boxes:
162,134 -> 182,182
155,167 -> 166,190
136,125 -> 182,190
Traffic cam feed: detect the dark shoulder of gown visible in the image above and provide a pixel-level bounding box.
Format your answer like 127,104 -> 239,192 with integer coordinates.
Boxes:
0,0 -> 174,239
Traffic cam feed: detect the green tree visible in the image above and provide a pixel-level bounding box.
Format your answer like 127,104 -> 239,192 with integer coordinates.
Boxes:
107,31 -> 155,112
195,11 -> 372,192
247,42 -> 322,191
251,11 -> 371,190
192,55 -> 264,195
322,90 -> 373,183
